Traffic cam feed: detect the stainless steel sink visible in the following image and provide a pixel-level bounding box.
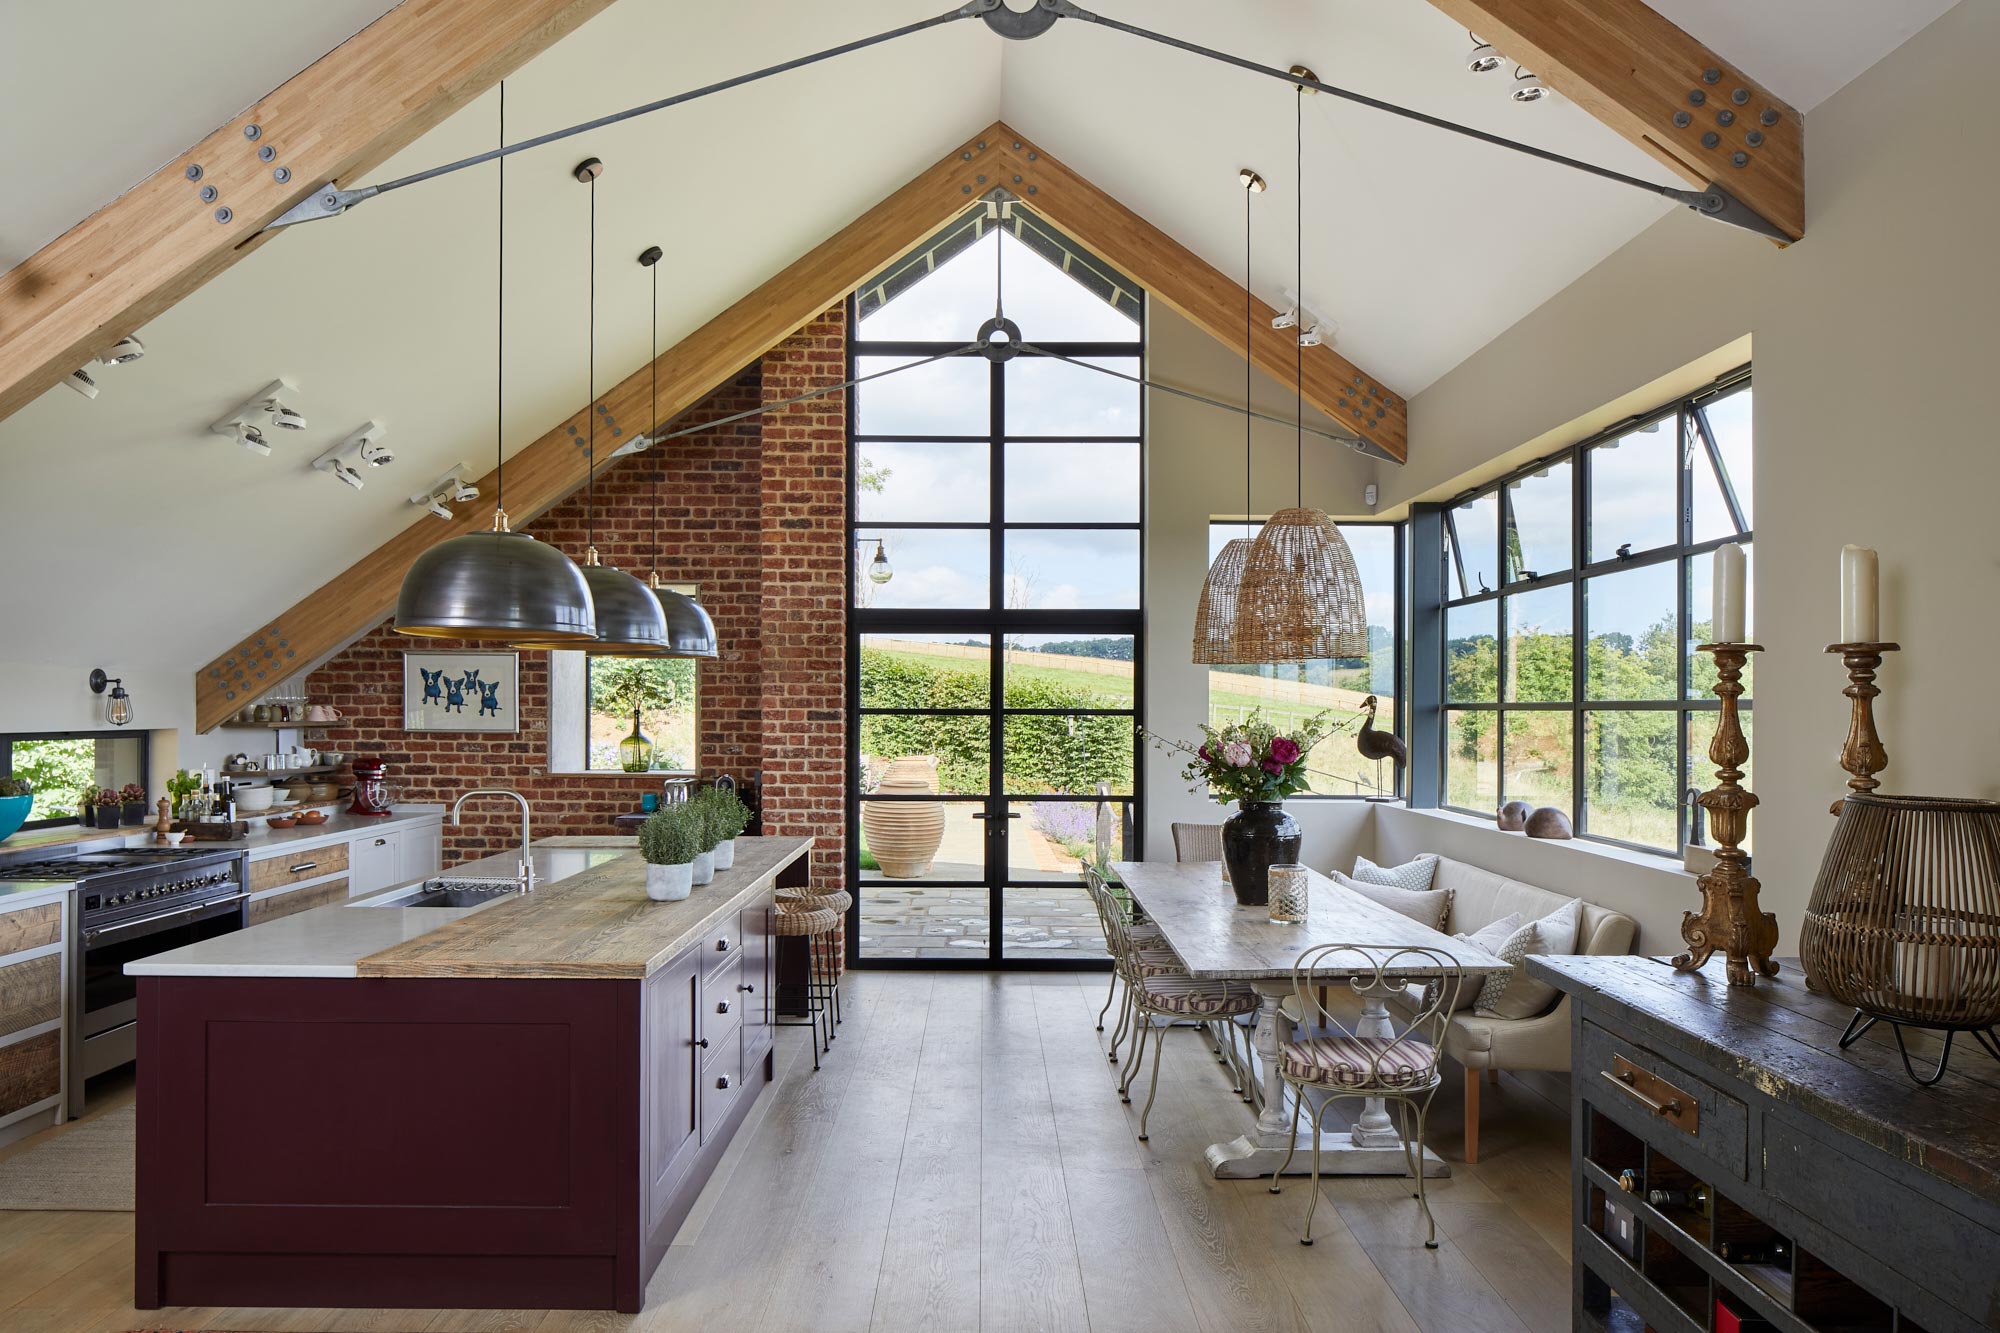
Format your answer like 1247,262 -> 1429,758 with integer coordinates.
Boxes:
350,877 -> 521,909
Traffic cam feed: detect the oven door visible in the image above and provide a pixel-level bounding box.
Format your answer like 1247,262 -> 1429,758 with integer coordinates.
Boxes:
80,893 -> 251,1055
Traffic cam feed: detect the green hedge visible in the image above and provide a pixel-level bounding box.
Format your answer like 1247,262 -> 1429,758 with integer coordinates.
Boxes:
858,648 -> 1131,795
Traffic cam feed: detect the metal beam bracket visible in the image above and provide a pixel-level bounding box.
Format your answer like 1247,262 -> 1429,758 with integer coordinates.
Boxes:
977,0 -> 1079,40
1666,183 -> 1791,243
267,183 -> 380,230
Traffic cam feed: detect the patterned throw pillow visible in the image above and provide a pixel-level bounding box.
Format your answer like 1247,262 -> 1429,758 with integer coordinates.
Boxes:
1331,870 -> 1453,932
1474,898 -> 1583,1018
1425,912 -> 1524,1012
1350,854 -> 1439,893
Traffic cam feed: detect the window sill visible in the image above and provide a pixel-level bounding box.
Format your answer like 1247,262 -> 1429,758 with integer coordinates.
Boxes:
543,769 -> 699,780
1394,806 -> 1698,879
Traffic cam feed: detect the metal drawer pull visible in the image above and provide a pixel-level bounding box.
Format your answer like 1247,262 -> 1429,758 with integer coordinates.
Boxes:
715,937 -> 730,951
716,1075 -> 732,1090
1600,1054 -> 1701,1134
288,861 -> 318,873
717,1001 -> 731,1014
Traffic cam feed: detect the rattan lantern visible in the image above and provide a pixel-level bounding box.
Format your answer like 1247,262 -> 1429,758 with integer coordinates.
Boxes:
1193,536 -> 1254,663
1800,793 -> 2000,1084
1234,508 -> 1371,662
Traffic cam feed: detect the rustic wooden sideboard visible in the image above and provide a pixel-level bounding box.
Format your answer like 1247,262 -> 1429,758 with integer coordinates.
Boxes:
1533,954 -> 2000,1333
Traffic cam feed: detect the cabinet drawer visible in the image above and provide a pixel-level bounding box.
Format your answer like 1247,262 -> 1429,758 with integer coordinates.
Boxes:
1764,1110 -> 1999,1327
699,1040 -> 745,1144
0,954 -> 60,1037
249,843 -> 349,893
249,876 -> 350,925
0,1030 -> 60,1117
1580,1018 -> 1747,1178
0,902 -> 62,957
702,923 -> 738,982
701,981 -> 744,1068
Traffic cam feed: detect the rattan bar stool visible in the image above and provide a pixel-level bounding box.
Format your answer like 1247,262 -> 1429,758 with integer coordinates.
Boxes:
773,903 -> 840,1071
778,887 -> 851,1033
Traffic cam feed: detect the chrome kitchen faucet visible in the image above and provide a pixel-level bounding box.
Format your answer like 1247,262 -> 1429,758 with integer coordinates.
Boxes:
449,789 -> 535,893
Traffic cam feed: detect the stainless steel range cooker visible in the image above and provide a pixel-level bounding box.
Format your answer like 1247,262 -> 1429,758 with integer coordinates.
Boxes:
0,845 -> 248,1115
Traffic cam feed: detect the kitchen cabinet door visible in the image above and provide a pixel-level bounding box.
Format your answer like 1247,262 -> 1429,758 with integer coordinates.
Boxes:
644,947 -> 702,1217
398,822 -> 442,881
348,831 -> 399,897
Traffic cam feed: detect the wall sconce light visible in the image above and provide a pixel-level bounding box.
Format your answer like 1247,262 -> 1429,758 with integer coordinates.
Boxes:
89,669 -> 133,727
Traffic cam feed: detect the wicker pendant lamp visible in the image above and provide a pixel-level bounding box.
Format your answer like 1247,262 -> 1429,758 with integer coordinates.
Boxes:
1236,86 -> 1368,663
1193,169 -> 1266,665
396,84 -> 598,643
515,159 -> 669,653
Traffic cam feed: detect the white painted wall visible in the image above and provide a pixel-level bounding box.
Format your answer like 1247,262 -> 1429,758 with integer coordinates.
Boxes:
1141,303 -> 1380,875
1367,0 -> 2000,938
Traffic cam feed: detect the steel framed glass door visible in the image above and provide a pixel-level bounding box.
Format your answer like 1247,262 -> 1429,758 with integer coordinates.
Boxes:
845,210 -> 1144,968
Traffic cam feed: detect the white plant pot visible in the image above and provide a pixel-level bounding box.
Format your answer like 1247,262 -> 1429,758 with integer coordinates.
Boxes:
646,862 -> 692,902
692,850 -> 715,885
712,838 -> 736,871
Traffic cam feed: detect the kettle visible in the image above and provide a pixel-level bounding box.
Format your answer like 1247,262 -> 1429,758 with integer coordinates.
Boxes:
305,704 -> 343,724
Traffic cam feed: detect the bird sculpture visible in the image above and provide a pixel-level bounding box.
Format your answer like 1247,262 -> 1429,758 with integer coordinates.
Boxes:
1355,695 -> 1407,799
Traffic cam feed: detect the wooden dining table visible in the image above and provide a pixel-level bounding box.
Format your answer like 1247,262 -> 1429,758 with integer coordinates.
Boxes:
1113,859 -> 1510,1180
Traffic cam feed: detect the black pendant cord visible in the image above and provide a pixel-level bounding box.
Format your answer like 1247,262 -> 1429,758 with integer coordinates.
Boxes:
1294,86 -> 1304,509
495,83 -> 506,519
650,260 -> 662,576
1242,180 -> 1252,541
587,174 -> 598,556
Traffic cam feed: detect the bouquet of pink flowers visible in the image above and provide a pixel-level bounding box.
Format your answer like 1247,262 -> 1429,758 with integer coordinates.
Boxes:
1152,711 -> 1341,805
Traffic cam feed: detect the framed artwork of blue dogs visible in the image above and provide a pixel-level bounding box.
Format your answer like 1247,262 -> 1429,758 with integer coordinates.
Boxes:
403,652 -> 519,733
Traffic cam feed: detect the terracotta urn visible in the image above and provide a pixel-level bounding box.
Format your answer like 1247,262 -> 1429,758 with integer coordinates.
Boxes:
862,756 -> 946,878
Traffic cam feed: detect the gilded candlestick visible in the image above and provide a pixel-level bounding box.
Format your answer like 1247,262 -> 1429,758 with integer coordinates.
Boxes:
1824,642 -> 1899,815
1674,644 -> 1780,987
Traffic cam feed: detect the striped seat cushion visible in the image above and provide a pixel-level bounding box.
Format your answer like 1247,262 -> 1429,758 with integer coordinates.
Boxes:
1130,944 -> 1187,977
1138,974 -> 1259,1016
1280,1035 -> 1436,1089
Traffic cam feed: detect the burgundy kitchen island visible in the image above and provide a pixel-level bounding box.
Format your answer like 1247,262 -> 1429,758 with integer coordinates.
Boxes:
128,836 -> 810,1313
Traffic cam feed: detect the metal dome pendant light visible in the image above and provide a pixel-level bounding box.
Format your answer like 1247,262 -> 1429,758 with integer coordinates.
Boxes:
517,158 -> 670,654
397,83 -> 598,643
1236,81 -> 1370,663
637,245 -> 719,658
1193,168 -> 1265,665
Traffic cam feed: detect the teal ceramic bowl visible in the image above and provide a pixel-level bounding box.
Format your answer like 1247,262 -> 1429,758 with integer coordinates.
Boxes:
0,794 -> 32,845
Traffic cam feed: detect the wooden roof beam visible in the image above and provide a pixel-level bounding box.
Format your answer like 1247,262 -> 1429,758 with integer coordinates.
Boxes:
0,0 -> 622,427
1425,0 -> 1803,241
192,122 -> 1407,728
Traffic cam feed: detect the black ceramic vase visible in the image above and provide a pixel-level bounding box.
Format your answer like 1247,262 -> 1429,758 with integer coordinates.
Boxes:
1221,800 -> 1302,907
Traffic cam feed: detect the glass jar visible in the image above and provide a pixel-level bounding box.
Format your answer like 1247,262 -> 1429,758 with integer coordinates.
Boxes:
619,708 -> 655,773
1268,863 -> 1309,924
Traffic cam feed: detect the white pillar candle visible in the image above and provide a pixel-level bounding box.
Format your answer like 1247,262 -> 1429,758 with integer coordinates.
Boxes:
1840,544 -> 1879,642
1712,543 -> 1746,643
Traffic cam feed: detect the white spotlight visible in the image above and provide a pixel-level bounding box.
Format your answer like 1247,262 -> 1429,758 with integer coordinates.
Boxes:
212,378 -> 301,449
268,402 -> 308,431
1511,67 -> 1550,102
1466,34 -> 1503,74
102,336 -> 146,365
411,463 -> 476,519
421,495 -> 453,519
314,420 -> 387,488
237,423 -> 271,457
448,478 -> 480,503
65,367 -> 100,399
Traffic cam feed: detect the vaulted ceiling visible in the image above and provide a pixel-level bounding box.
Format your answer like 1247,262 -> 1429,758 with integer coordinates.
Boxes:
0,0 -> 1960,688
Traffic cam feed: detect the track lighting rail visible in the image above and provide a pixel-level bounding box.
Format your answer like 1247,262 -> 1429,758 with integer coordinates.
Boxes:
266,0 -> 1786,241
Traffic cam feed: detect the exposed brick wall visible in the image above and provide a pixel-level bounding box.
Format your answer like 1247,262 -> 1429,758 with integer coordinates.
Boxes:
308,308 -> 848,873
758,309 -> 849,898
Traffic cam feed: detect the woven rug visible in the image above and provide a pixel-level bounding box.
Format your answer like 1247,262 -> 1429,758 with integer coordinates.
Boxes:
0,1103 -> 133,1210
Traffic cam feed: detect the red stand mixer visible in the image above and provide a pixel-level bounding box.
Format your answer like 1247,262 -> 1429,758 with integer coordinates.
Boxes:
348,758 -> 396,817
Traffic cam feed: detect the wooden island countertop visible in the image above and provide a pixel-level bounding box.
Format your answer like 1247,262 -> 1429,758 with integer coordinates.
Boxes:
352,835 -> 812,980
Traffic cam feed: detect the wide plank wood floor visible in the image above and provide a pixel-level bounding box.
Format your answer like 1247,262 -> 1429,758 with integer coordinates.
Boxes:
0,970 -> 1571,1332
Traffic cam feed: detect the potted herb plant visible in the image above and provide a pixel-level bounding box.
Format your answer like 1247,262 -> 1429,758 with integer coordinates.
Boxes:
1148,711 -> 1342,907
0,779 -> 32,845
696,787 -> 751,870
638,806 -> 697,902
166,768 -> 202,819
119,782 -> 148,825
687,798 -> 719,886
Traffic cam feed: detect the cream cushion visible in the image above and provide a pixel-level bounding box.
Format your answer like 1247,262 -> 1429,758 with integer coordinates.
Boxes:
1330,870 -> 1453,932
1384,856 -> 1636,1073
1351,854 -> 1440,892
1474,896 -> 1582,1018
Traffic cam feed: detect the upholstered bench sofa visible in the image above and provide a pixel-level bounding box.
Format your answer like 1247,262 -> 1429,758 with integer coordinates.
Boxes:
1381,856 -> 1636,1163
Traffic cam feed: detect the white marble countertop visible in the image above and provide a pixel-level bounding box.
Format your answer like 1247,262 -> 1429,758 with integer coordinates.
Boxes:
125,843 -> 627,978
